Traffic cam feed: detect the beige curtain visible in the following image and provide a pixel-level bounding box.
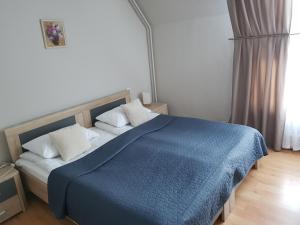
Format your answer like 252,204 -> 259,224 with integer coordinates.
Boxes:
227,0 -> 292,150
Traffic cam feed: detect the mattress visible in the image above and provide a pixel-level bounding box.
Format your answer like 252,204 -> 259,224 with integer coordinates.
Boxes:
16,127 -> 117,183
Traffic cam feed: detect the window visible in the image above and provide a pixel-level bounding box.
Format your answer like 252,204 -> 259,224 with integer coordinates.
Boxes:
282,2 -> 300,150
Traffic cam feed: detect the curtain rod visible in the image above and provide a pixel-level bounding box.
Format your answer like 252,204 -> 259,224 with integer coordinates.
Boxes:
228,32 -> 300,40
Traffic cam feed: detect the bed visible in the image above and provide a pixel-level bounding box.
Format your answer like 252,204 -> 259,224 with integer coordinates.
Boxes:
4,90 -> 267,225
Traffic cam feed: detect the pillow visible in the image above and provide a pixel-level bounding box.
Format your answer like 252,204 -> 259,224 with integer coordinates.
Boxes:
20,152 -> 44,163
49,124 -> 91,161
96,105 -> 151,128
95,106 -> 129,128
95,121 -> 133,135
22,134 -> 59,159
21,125 -> 98,159
122,99 -> 154,127
83,127 -> 100,140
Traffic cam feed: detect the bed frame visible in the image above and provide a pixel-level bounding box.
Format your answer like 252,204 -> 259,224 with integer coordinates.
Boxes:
4,89 -> 258,224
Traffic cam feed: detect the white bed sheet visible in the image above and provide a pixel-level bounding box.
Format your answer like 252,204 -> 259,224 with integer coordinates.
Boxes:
16,127 -> 117,184
94,121 -> 133,135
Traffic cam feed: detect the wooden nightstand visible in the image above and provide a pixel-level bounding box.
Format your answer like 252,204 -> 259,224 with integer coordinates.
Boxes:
145,103 -> 168,115
0,165 -> 26,223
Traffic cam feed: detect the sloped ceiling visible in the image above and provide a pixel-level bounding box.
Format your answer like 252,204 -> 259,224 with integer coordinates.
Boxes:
135,0 -> 229,25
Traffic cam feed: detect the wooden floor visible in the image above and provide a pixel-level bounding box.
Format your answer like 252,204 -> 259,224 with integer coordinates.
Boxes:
3,150 -> 300,225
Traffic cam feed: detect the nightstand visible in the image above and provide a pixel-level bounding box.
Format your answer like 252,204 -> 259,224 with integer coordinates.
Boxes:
145,103 -> 168,115
0,165 -> 26,223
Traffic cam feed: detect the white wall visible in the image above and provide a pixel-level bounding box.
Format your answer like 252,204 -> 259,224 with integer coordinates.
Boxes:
154,14 -> 233,120
0,0 -> 151,161
136,0 -> 233,121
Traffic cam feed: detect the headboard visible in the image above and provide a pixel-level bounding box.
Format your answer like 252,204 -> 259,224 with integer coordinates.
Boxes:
4,90 -> 131,162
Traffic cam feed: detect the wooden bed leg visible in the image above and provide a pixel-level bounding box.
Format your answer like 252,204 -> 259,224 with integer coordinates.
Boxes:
221,199 -> 230,222
229,189 -> 236,210
221,188 -> 236,222
253,161 -> 259,170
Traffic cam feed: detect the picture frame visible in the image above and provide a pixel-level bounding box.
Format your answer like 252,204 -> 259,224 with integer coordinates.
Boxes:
40,20 -> 67,49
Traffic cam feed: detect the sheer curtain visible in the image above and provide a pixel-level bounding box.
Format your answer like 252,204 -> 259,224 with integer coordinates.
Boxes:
282,1 -> 300,150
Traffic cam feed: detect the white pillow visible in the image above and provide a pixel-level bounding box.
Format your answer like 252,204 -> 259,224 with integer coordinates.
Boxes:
95,121 -> 133,135
96,106 -> 129,128
20,151 -> 44,163
49,124 -> 91,161
21,125 -> 98,159
122,99 -> 154,127
22,134 -> 59,159
96,105 -> 151,128
83,127 -> 100,140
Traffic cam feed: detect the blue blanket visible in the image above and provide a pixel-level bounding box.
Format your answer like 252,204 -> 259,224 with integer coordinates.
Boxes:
48,115 -> 267,225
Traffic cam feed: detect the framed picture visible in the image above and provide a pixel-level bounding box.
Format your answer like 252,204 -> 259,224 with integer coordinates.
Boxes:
40,20 -> 66,48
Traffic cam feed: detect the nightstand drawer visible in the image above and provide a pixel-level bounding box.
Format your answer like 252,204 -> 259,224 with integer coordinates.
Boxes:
0,195 -> 22,223
0,178 -> 17,202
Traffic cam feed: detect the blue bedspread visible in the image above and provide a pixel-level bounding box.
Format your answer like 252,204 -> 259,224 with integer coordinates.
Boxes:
48,115 -> 267,225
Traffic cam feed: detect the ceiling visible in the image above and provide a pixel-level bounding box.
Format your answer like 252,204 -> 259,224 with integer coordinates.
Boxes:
135,0 -> 229,25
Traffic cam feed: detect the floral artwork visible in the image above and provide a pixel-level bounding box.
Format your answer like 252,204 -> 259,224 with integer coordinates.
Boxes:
40,20 -> 66,48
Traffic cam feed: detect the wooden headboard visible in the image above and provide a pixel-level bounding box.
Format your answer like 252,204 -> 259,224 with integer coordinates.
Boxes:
4,90 -> 131,162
